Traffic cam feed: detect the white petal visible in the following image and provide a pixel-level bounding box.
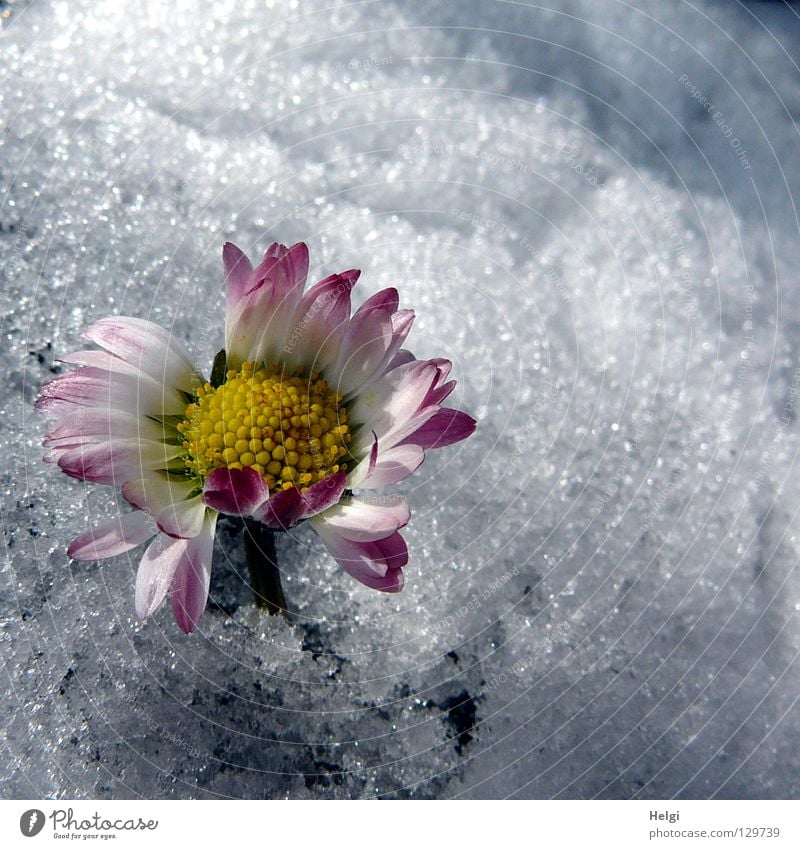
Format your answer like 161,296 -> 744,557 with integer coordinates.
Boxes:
135,532 -> 188,620
59,350 -> 143,378
44,408 -> 165,448
317,495 -> 410,542
331,310 -> 394,397
123,476 -> 206,538
84,316 -> 198,393
55,439 -> 182,485
41,367 -> 188,417
349,361 -> 438,441
225,245 -> 308,366
170,511 -> 217,633
354,444 -> 425,488
68,511 -> 156,560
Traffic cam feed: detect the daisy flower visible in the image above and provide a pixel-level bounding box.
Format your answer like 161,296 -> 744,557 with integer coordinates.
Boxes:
37,241 -> 476,632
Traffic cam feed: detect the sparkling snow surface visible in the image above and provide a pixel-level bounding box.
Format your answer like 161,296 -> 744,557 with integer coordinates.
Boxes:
2,0 -> 800,798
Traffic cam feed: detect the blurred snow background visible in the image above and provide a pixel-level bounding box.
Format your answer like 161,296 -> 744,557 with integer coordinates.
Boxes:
2,0 -> 800,798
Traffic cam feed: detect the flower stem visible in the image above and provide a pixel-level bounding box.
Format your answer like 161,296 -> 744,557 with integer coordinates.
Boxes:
243,520 -> 288,616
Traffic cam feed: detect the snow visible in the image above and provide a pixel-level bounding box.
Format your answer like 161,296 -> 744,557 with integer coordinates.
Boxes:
1,0 -> 799,798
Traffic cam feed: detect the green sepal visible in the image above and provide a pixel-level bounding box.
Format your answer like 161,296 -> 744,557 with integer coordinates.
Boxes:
147,413 -> 185,432
159,461 -> 195,477
210,348 -> 227,389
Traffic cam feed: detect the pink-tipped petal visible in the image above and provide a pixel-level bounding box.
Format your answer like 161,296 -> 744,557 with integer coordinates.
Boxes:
429,358 -> 453,382
303,269 -> 357,312
58,350 -> 142,378
250,243 -> 283,288
123,476 -> 205,538
333,308 -> 395,397
283,271 -> 357,371
254,470 -> 349,528
135,532 -> 188,620
228,243 -> 311,367
390,308 -> 415,346
223,242 -> 254,307
402,408 -> 477,450
346,430 -> 378,488
387,348 -> 416,371
427,380 -> 456,407
282,242 -> 310,294
367,431 -> 379,476
349,360 -> 439,441
358,310 -> 416,391
420,359 -> 456,407
361,444 -> 425,488
257,486 -> 303,529
68,511 -> 156,560
313,520 -> 407,592
318,495 -> 410,542
254,242 -> 309,298
44,408 -> 165,449
355,287 -> 399,317
36,368 -> 122,415
374,568 -> 404,593
300,271 -> 357,321
202,467 -> 271,516
37,367 -> 187,417
170,512 -> 217,633
56,439 -> 181,485
299,470 -> 348,519
84,316 -> 197,393
372,531 -> 409,573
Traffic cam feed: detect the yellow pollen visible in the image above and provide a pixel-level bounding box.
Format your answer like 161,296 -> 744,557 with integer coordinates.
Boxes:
177,362 -> 352,494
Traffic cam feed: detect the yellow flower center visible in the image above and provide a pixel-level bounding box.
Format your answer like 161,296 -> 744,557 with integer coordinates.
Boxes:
177,362 -> 352,493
